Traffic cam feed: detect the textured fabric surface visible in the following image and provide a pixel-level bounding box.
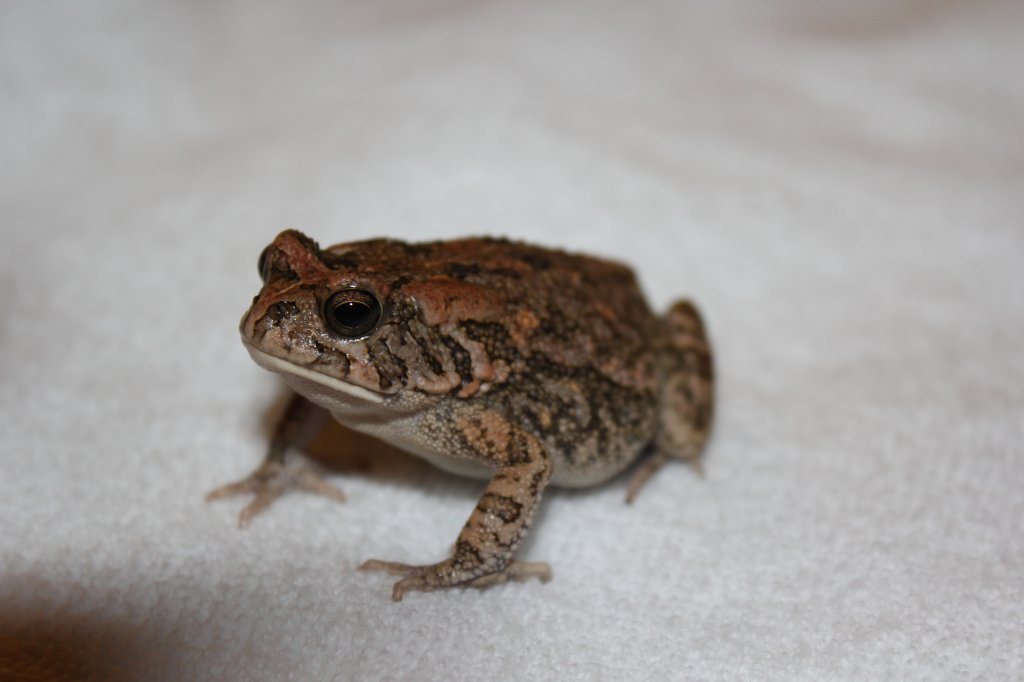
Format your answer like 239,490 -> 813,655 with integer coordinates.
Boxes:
2,1 -> 1022,680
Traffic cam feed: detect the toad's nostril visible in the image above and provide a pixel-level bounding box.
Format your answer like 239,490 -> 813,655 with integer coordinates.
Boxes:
266,301 -> 300,325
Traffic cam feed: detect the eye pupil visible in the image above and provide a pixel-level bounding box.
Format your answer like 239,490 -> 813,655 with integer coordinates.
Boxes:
333,301 -> 371,327
324,289 -> 382,338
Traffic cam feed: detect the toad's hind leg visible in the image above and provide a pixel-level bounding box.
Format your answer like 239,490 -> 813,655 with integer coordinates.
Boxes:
626,300 -> 714,503
360,407 -> 553,601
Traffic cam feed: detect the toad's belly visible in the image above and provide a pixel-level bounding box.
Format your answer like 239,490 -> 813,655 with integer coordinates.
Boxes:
333,409 -> 645,488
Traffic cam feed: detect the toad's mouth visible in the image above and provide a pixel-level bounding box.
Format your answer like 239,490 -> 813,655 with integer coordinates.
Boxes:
243,343 -> 386,406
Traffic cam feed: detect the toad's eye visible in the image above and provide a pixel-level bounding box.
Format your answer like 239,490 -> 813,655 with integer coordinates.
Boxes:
323,289 -> 382,339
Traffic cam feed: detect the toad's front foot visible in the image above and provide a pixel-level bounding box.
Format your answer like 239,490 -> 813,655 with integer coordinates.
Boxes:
359,558 -> 552,602
206,459 -> 346,528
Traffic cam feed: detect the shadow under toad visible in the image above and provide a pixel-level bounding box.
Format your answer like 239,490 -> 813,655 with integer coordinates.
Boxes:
0,609 -> 144,682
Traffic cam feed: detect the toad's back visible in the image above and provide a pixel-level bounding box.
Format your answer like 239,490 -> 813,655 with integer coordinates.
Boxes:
318,237 -> 663,485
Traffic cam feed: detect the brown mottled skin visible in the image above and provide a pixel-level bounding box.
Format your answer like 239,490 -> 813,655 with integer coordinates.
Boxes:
208,230 -> 714,600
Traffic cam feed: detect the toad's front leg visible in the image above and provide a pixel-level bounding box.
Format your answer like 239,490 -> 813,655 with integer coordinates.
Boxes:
360,407 -> 553,601
206,392 -> 344,527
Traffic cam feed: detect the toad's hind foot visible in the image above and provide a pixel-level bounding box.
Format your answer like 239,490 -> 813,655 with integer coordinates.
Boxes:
625,451 -> 705,504
359,558 -> 552,602
206,459 -> 345,528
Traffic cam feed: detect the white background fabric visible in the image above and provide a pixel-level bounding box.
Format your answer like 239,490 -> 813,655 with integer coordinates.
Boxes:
2,1 -> 1022,680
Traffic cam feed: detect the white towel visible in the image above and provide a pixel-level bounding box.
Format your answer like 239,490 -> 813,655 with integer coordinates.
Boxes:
2,1 -> 1021,680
